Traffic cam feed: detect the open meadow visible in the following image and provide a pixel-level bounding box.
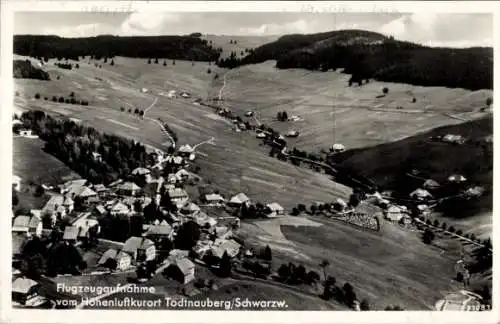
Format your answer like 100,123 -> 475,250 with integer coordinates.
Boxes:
214,61 -> 492,152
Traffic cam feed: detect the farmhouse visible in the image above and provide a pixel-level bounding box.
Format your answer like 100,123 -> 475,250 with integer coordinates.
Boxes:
442,134 -> 466,145
385,205 -> 406,222
180,202 -> 201,216
165,258 -> 195,284
285,130 -> 299,138
175,169 -> 191,182
60,179 -> 87,194
98,249 -> 132,271
12,174 -> 21,191
116,182 -> 141,197
448,174 -> 467,183
12,277 -> 42,306
330,143 -> 346,153
204,193 -> 225,206
266,202 -> 285,218
63,196 -> 75,213
71,212 -> 100,235
423,179 -> 440,191
110,201 -> 131,216
179,144 -> 194,155
410,188 -> 433,201
228,193 -> 250,207
168,188 -> 189,208
131,167 -> 151,176
12,215 -> 42,237
122,237 -> 156,262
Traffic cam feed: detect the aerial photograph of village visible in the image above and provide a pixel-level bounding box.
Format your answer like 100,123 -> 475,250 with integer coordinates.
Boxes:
10,10 -> 493,312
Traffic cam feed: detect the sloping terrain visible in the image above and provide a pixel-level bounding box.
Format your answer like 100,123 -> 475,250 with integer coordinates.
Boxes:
218,29 -> 493,91
13,59 -> 50,80
201,35 -> 278,59
330,115 -> 493,233
214,61 -> 492,152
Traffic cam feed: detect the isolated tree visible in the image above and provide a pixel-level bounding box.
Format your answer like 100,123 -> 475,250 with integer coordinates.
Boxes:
155,58 -> 159,64
175,221 -> 201,250
104,57 -> 108,63
422,229 -> 435,244
148,58 -> 151,64
486,97 -> 492,107
295,264 -> 307,283
58,96 -> 65,103
207,68 -> 211,74
218,251 -> 232,277
34,93 -> 41,99
75,63 -> 80,69
172,60 -> 176,65
70,92 -> 75,98
412,97 -> 417,103
163,61 -> 167,66
263,245 -> 272,261
57,75 -> 60,80
322,275 -> 336,300
343,283 -> 357,308
44,97 -> 48,101
12,190 -> 19,206
441,222 -> 447,230
120,106 -> 125,112
278,264 -> 291,282
134,108 -> 139,114
382,87 -> 389,95
448,226 -> 456,233
291,207 -> 300,216
456,229 -> 463,236
65,99 -> 70,104
305,270 -> 320,285
34,185 -> 45,197
433,219 -> 439,227
110,59 -> 114,66
319,259 -> 330,280
128,108 -> 132,113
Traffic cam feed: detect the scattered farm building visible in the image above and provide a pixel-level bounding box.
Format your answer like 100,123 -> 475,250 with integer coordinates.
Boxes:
464,186 -> 485,197
204,193 -> 225,206
179,144 -> 194,155
180,202 -> 201,215
266,202 -> 285,217
110,201 -> 131,216
144,224 -> 174,240
92,152 -> 102,163
385,205 -> 406,222
12,233 -> 28,260
122,237 -> 156,262
409,188 -> 433,201
330,143 -> 346,153
165,258 -> 195,284
448,174 -> 467,183
228,193 -> 250,207
12,215 -> 42,237
423,179 -> 440,191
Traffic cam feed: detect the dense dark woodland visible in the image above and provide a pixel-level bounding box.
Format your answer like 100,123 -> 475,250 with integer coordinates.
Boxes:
329,115 -> 493,218
13,59 -> 50,80
218,30 -> 493,91
14,34 -> 221,61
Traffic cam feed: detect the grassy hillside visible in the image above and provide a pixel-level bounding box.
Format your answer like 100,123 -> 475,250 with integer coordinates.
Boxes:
14,34 -> 221,61
13,59 -> 50,80
329,115 -> 493,218
218,29 -> 493,91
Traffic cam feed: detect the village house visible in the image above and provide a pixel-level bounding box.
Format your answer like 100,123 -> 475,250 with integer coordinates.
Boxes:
210,239 -> 241,259
442,134 -> 466,145
330,143 -> 346,153
116,181 -> 141,197
179,144 -> 194,156
180,202 -> 201,216
12,277 -> 43,306
63,196 -> 75,213
213,226 -> 232,240
122,237 -> 156,263
385,205 -> 406,222
60,179 -> 87,194
204,193 -> 225,206
423,179 -> 440,191
12,174 -> 21,192
132,167 -> 151,176
110,201 -> 132,216
62,226 -> 79,243
168,188 -> 189,209
193,212 -> 218,229
98,249 -> 132,271
448,174 -> 467,184
144,224 -> 174,240
92,152 -> 102,162
92,184 -> 109,197
228,193 -> 251,207
175,169 -> 191,182
265,202 -> 285,218
41,194 -> 65,223
19,129 -> 34,137
165,257 -> 195,284
71,212 -> 100,235
12,215 -> 42,237
409,188 -> 433,201
12,233 -> 28,261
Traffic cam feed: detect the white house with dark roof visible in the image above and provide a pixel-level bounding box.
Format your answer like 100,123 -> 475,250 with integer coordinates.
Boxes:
409,188 -> 433,201
210,239 -> 241,259
98,249 -> 132,271
62,226 -> 79,242
12,277 -> 44,307
110,201 -> 131,216
228,193 -> 250,207
204,193 -> 225,206
266,202 -> 285,218
168,188 -> 189,208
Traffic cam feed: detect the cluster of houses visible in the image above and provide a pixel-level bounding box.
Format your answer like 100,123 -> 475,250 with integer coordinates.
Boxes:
12,143 -> 289,288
